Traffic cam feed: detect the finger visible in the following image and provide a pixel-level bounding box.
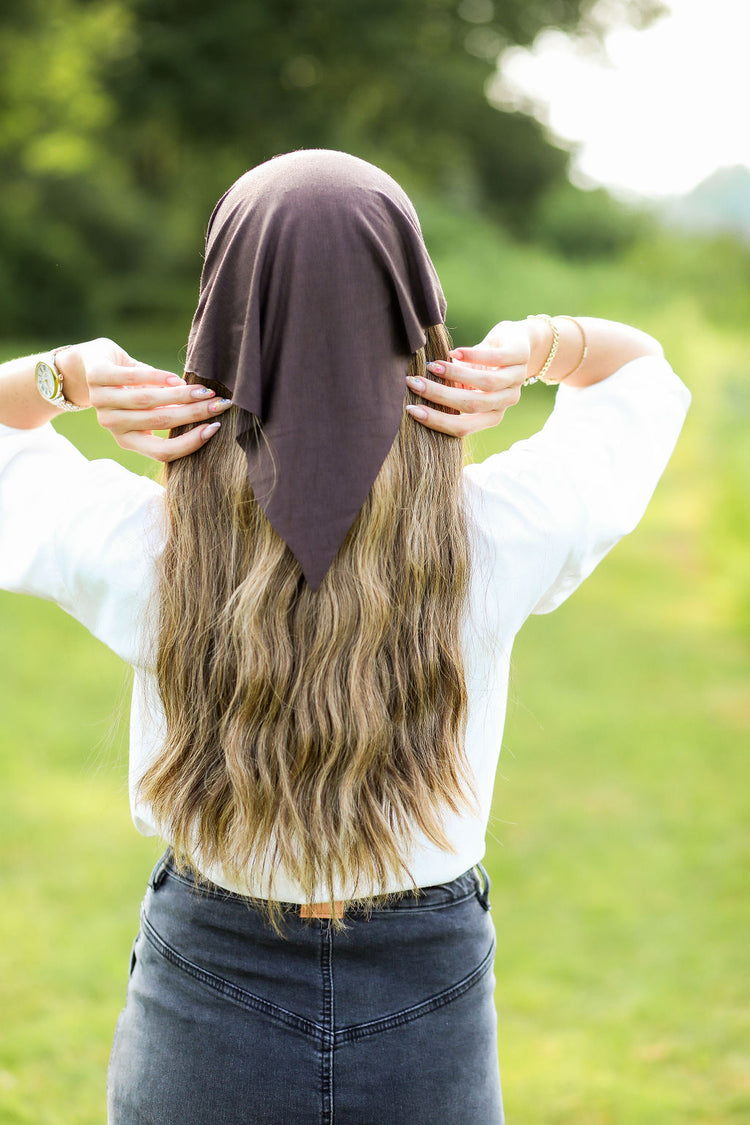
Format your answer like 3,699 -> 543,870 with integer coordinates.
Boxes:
427,359 -> 527,393
90,382 -> 216,410
407,373 -> 523,413
100,397 -> 233,435
449,345 -> 526,370
405,403 -> 507,437
87,361 -> 186,389
406,376 -> 495,414
118,422 -> 223,462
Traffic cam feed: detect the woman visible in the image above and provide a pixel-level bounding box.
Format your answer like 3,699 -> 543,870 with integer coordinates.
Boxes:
0,150 -> 689,1124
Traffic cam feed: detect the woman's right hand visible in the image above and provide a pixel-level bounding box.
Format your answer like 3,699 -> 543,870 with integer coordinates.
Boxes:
405,319 -> 532,437
59,338 -> 233,462
405,314 -> 665,438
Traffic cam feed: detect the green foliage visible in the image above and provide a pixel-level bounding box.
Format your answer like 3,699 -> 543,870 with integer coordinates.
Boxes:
533,180 -> 653,258
627,227 -> 750,330
0,1 -> 140,332
0,0 -> 664,334
704,364 -> 750,636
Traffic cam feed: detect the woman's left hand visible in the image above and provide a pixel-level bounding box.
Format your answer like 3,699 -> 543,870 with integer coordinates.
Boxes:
60,338 -> 232,462
405,319 -> 532,437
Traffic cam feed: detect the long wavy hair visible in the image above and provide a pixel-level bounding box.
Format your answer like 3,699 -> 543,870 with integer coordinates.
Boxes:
137,324 -> 474,928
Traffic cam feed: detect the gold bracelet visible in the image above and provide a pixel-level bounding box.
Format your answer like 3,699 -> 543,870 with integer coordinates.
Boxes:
552,315 -> 588,383
524,314 -> 559,385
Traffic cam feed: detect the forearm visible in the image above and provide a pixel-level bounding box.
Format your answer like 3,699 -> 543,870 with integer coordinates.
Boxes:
0,348 -> 89,429
527,316 -> 664,388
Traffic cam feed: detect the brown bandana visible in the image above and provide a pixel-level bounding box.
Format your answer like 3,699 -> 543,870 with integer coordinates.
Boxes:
185,149 -> 447,588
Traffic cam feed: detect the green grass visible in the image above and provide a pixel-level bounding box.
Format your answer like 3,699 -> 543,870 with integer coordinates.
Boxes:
1,234 -> 749,1122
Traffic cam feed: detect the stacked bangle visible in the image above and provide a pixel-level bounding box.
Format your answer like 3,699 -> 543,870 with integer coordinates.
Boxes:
555,315 -> 588,381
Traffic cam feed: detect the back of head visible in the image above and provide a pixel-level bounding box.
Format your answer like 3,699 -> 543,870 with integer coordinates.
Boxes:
139,152 -> 474,925
185,148 -> 448,587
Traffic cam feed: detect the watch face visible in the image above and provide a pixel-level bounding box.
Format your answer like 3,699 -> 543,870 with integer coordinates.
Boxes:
36,361 -> 59,401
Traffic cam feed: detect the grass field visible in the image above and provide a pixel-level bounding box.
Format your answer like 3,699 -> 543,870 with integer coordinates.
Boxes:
1,277 -> 748,1122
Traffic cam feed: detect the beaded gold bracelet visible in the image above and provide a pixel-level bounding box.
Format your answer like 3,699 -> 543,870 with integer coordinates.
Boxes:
524,314 -> 558,385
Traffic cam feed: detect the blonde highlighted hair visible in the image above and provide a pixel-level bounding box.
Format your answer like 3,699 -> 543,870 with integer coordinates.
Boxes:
138,324 -> 474,928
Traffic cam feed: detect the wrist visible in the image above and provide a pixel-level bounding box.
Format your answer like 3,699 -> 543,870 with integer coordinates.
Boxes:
526,316 -> 553,379
54,345 -> 90,408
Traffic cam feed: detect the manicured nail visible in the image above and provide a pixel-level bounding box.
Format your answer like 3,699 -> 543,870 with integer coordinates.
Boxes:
426,362 -> 444,374
406,375 -> 425,391
202,422 -> 221,438
406,405 -> 427,420
166,375 -> 186,385
190,387 -> 215,398
450,350 -> 463,360
210,398 -> 232,412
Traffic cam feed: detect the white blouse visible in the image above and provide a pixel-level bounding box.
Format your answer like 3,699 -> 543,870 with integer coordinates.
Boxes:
0,355 -> 690,900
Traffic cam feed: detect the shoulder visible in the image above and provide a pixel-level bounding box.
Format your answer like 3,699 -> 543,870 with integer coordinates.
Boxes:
464,355 -> 689,510
0,419 -> 163,504
462,355 -> 690,623
0,421 -> 165,665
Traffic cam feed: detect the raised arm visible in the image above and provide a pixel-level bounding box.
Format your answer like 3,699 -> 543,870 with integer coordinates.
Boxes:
405,316 -> 665,436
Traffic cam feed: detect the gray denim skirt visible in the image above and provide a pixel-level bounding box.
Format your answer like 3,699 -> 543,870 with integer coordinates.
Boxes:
107,850 -> 503,1124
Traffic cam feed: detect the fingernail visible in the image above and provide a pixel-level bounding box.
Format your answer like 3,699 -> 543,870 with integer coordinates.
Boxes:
190,387 -> 215,398
166,375 -> 186,385
450,350 -> 463,360
210,398 -> 232,412
406,405 -> 427,420
406,375 -> 425,391
426,362 -> 444,374
202,422 -> 221,437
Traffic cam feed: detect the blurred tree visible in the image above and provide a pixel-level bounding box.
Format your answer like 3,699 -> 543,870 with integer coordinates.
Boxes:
0,0 -> 664,333
533,181 -> 653,259
107,0 -> 663,212
0,0 -> 149,333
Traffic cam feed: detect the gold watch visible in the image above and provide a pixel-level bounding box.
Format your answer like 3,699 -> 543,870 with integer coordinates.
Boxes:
35,346 -> 86,412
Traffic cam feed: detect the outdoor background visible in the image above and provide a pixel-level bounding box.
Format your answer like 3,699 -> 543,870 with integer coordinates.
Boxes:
0,1 -> 748,1122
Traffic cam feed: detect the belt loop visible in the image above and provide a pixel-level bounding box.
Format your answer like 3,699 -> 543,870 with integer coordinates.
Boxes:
473,863 -> 491,911
149,849 -> 172,891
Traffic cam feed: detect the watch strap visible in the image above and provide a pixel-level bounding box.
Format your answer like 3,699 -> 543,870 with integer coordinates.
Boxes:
41,346 -> 87,412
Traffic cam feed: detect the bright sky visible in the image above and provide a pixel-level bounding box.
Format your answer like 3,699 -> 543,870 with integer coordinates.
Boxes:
489,0 -> 750,198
